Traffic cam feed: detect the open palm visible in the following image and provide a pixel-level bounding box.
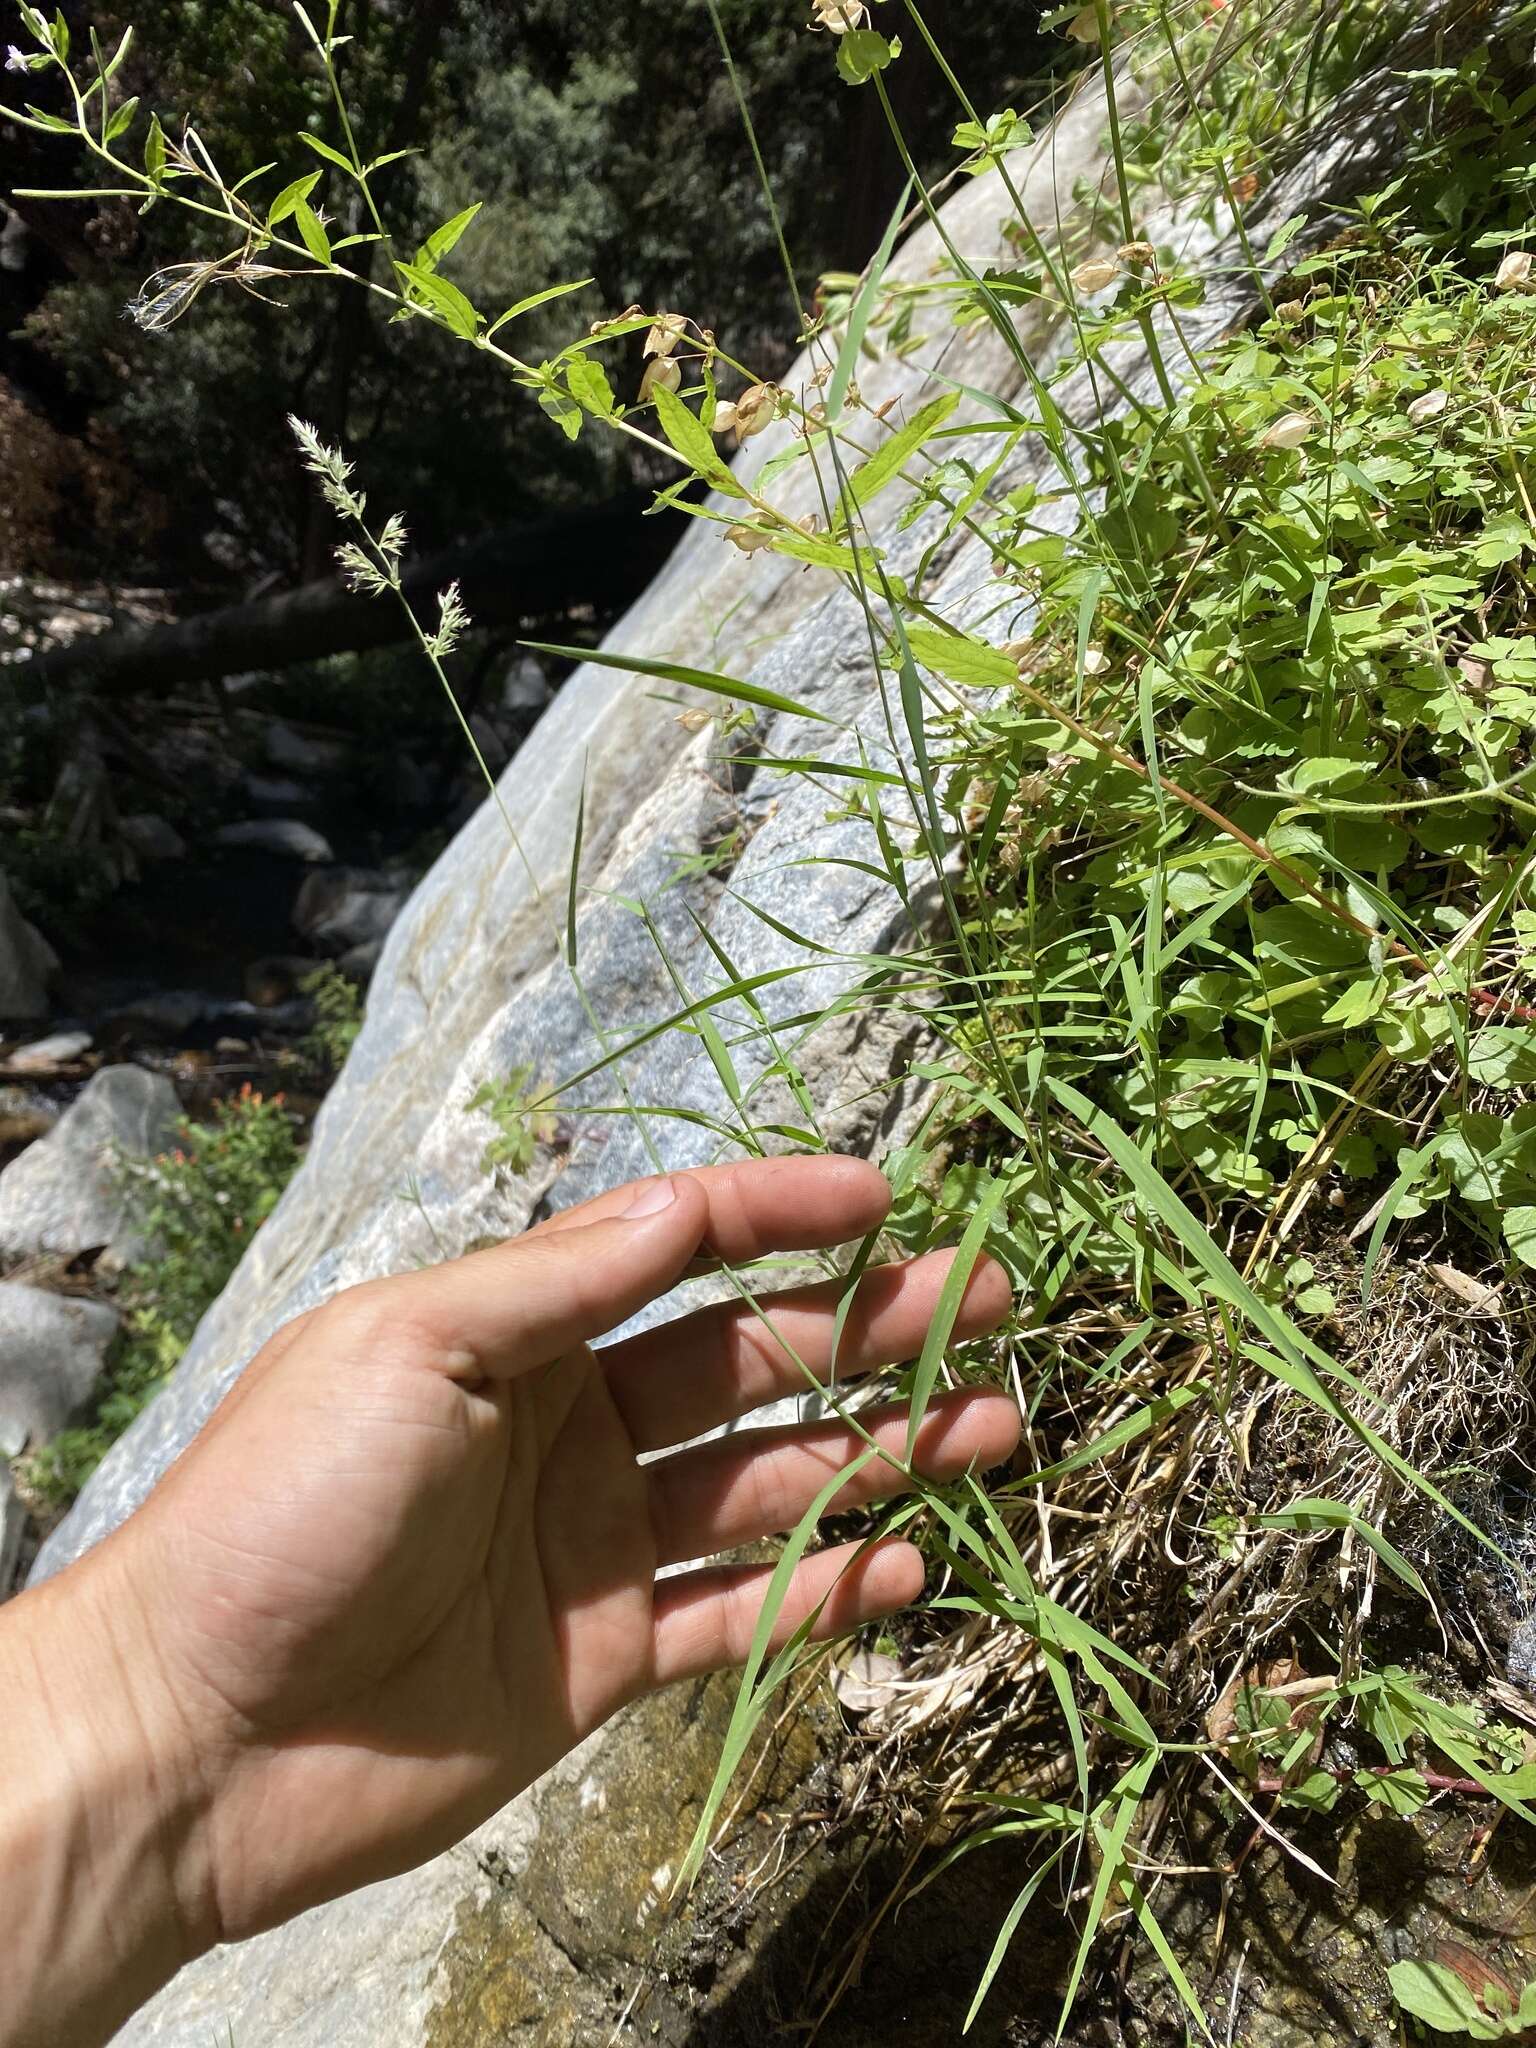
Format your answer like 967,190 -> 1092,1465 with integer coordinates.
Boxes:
92,1157 -> 1016,1947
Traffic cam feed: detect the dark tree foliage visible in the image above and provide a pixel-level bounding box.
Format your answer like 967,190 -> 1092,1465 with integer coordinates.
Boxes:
0,0 -> 1053,595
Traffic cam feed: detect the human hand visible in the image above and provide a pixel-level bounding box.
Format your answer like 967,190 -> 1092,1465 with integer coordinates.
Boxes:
1,1156 -> 1015,2048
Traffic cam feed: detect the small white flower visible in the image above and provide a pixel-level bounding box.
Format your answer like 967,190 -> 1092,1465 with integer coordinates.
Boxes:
1494,250 -> 1534,293
1259,410 -> 1315,451
1406,388 -> 1448,425
1081,644 -> 1110,675
6,44 -> 33,72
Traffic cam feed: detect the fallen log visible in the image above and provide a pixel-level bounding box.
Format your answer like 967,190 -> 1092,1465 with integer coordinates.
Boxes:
8,495 -> 676,703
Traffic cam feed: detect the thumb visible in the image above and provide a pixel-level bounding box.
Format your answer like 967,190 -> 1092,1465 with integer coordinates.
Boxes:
323,1175 -> 709,1381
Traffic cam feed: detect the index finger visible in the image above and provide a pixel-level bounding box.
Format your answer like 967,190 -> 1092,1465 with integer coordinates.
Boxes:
318,1156 -> 892,1381
528,1155 -> 892,1264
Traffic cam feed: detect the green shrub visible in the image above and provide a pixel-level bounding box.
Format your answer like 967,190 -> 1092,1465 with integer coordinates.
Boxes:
28,1087 -> 301,1504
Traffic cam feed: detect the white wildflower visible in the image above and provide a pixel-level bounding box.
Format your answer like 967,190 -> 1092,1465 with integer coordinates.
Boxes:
1081,644 -> 1110,675
1494,250 -> 1534,293
6,44 -> 33,72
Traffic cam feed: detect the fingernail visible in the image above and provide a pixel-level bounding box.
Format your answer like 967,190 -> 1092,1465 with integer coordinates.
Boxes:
622,1175 -> 678,1218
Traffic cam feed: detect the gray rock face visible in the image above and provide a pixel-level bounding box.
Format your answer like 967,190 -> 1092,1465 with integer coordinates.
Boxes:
0,1065 -> 181,1266
214,819 -> 334,862
0,874 -> 58,1021
0,1282 -> 118,1457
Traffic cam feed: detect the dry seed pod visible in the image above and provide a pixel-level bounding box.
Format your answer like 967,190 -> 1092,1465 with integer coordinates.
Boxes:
639,356 -> 682,402
643,310 -> 688,359
1070,256 -> 1120,294
733,382 -> 779,440
1259,410 -> 1315,450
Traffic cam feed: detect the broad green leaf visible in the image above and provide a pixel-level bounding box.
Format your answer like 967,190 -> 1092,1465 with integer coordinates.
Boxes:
1388,1959 -> 1505,2039
1505,1206 -> 1536,1268
650,383 -> 746,496
416,201 -> 482,272
564,356 -> 616,418
1264,212 -> 1309,262
836,28 -> 900,83
395,260 -> 481,338
297,132 -> 355,173
844,391 -> 961,513
103,94 -> 138,142
293,196 -> 333,264
143,112 -> 166,183
485,276 -> 594,337
268,170 -> 321,227
906,626 -> 1016,691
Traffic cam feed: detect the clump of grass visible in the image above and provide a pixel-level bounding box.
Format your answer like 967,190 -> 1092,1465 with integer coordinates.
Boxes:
15,0 -> 1536,2032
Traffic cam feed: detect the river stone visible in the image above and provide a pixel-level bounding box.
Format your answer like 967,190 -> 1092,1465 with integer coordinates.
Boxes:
214,819 -> 334,862
120,814 -> 188,863
0,1064 -> 180,1266
5,1029 -> 92,1074
0,1282 -> 118,1456
292,866 -> 409,954
0,873 -> 58,1021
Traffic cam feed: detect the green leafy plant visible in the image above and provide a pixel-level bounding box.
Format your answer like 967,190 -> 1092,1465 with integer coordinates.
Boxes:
27,1087 -> 301,1503
300,962 -> 364,1072
1391,1957 -> 1536,2041
466,1066 -> 560,1177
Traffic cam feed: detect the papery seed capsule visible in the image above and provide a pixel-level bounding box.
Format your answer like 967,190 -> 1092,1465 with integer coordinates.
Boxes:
1259,410 -> 1315,450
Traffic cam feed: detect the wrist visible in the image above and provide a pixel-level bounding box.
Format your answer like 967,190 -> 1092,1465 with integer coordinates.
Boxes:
0,1546 -> 218,2048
